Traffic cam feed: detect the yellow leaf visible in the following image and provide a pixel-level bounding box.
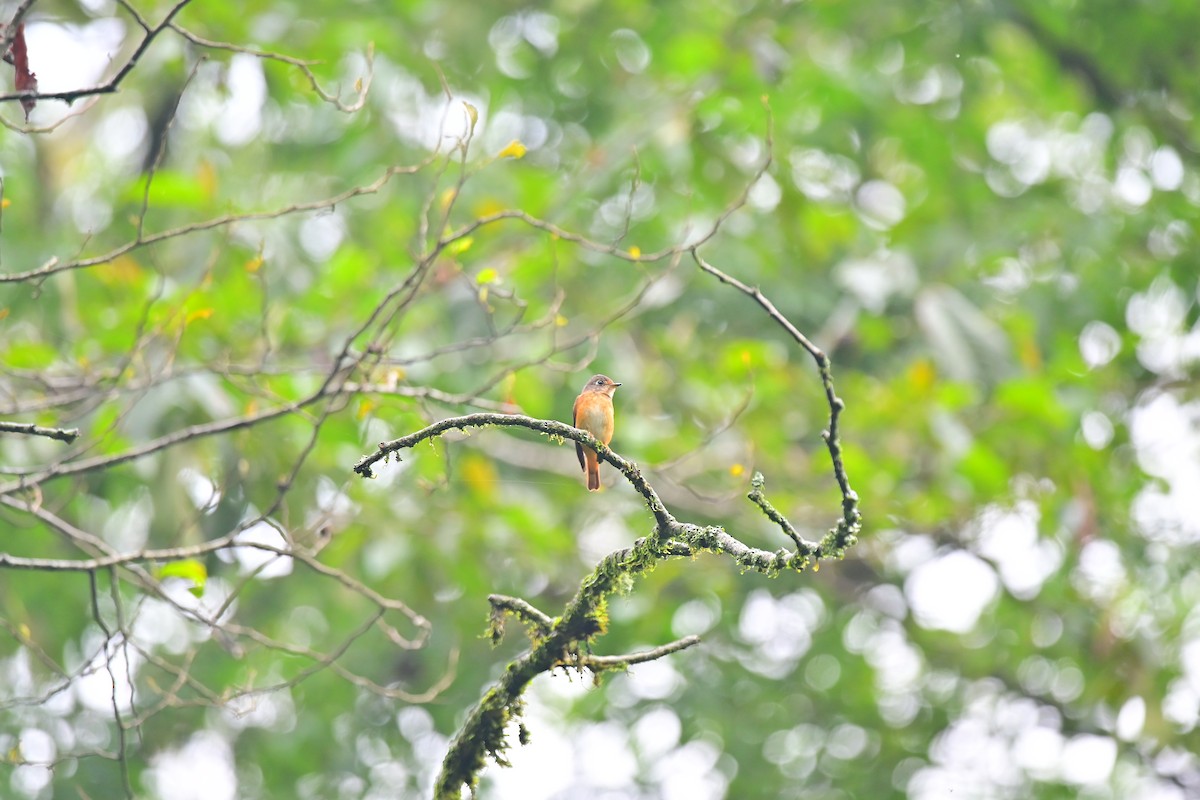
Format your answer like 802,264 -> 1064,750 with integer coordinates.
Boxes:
555,314 -> 568,327
197,160 -> 217,199
730,463 -> 745,477
0,308 -> 8,321
1,198 -> 9,209
461,453 -> 497,497
447,236 -> 474,256
354,77 -> 363,94
357,399 -> 377,421
245,399 -> 259,415
498,140 -> 527,159
741,350 -> 752,366
908,359 -> 936,393
186,308 -> 213,325
1018,337 -> 1043,371
463,102 -> 478,132
18,622 -> 30,639
440,188 -> 457,211
813,561 -> 820,572
628,245 -> 641,258
478,286 -> 489,305
97,255 -> 142,285
245,255 -> 264,273
476,267 -> 498,284
474,199 -> 506,217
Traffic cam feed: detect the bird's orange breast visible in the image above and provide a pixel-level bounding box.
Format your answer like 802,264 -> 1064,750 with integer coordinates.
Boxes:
575,397 -> 614,444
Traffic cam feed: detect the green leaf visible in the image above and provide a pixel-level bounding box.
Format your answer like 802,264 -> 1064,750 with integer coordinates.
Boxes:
157,559 -> 208,597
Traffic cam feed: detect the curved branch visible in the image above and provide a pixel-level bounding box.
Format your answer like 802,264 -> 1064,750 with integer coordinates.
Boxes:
693,252 -> 862,555
354,407 -> 857,798
353,412 -> 675,531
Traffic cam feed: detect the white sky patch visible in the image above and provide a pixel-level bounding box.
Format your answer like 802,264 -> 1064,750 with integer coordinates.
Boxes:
74,640 -> 140,714
179,467 -> 221,513
1013,724 -> 1062,780
222,688 -> 297,732
1128,393 -> 1200,544
1073,539 -> 1126,602
748,172 -> 782,211
736,589 -> 825,678
835,249 -> 918,313
215,54 -> 267,146
384,66 -> 488,153
634,706 -> 682,763
1150,146 -> 1184,190
790,147 -> 860,202
619,658 -> 683,702
299,211 -> 346,262
855,179 -> 906,228
1081,410 -> 1114,449
1115,696 -> 1146,741
23,20 -> 126,124
1079,320 -> 1121,368
577,723 -> 637,788
145,731 -> 238,800
905,551 -> 998,633
1060,734 -> 1117,785
976,502 -> 1063,600
1113,165 -> 1152,207
228,521 -> 293,579
101,489 -> 153,552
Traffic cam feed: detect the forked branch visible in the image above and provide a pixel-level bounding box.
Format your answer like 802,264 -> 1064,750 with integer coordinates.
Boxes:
354,288 -> 862,796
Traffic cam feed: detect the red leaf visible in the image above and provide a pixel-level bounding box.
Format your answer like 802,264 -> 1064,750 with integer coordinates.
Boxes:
9,23 -> 37,120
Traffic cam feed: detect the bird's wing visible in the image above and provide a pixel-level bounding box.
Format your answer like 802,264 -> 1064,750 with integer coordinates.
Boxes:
573,394 -> 586,471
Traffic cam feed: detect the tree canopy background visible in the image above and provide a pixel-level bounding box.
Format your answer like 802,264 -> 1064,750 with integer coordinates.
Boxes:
2,0 -> 1199,798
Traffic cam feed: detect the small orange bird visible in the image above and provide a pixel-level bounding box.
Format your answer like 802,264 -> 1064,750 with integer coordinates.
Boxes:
572,374 -> 621,491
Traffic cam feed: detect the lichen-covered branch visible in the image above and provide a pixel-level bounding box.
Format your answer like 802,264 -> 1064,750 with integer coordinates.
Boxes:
693,252 -> 862,551
353,402 -> 861,797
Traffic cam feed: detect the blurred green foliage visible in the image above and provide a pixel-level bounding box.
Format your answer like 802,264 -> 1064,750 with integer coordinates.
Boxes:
2,0 -> 1199,798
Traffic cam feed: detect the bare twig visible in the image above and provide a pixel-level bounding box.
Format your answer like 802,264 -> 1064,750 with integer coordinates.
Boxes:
0,420 -> 79,443
579,635 -> 701,670
0,0 -> 194,110
693,253 -> 862,551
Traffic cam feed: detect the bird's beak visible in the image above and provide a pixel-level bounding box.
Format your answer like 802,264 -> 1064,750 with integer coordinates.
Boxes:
613,382 -> 623,387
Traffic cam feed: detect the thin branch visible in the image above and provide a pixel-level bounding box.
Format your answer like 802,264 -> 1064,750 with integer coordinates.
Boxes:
0,420 -> 79,443
747,471 -> 814,553
0,162 -> 425,284
579,635 -> 701,670
693,252 -> 862,553
0,0 -> 37,58
168,24 -> 375,113
0,0 -> 194,109
488,594 -> 553,640
353,412 -> 674,532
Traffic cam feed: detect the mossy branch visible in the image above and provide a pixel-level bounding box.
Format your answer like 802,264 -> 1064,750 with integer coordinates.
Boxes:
353,407 -> 861,798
